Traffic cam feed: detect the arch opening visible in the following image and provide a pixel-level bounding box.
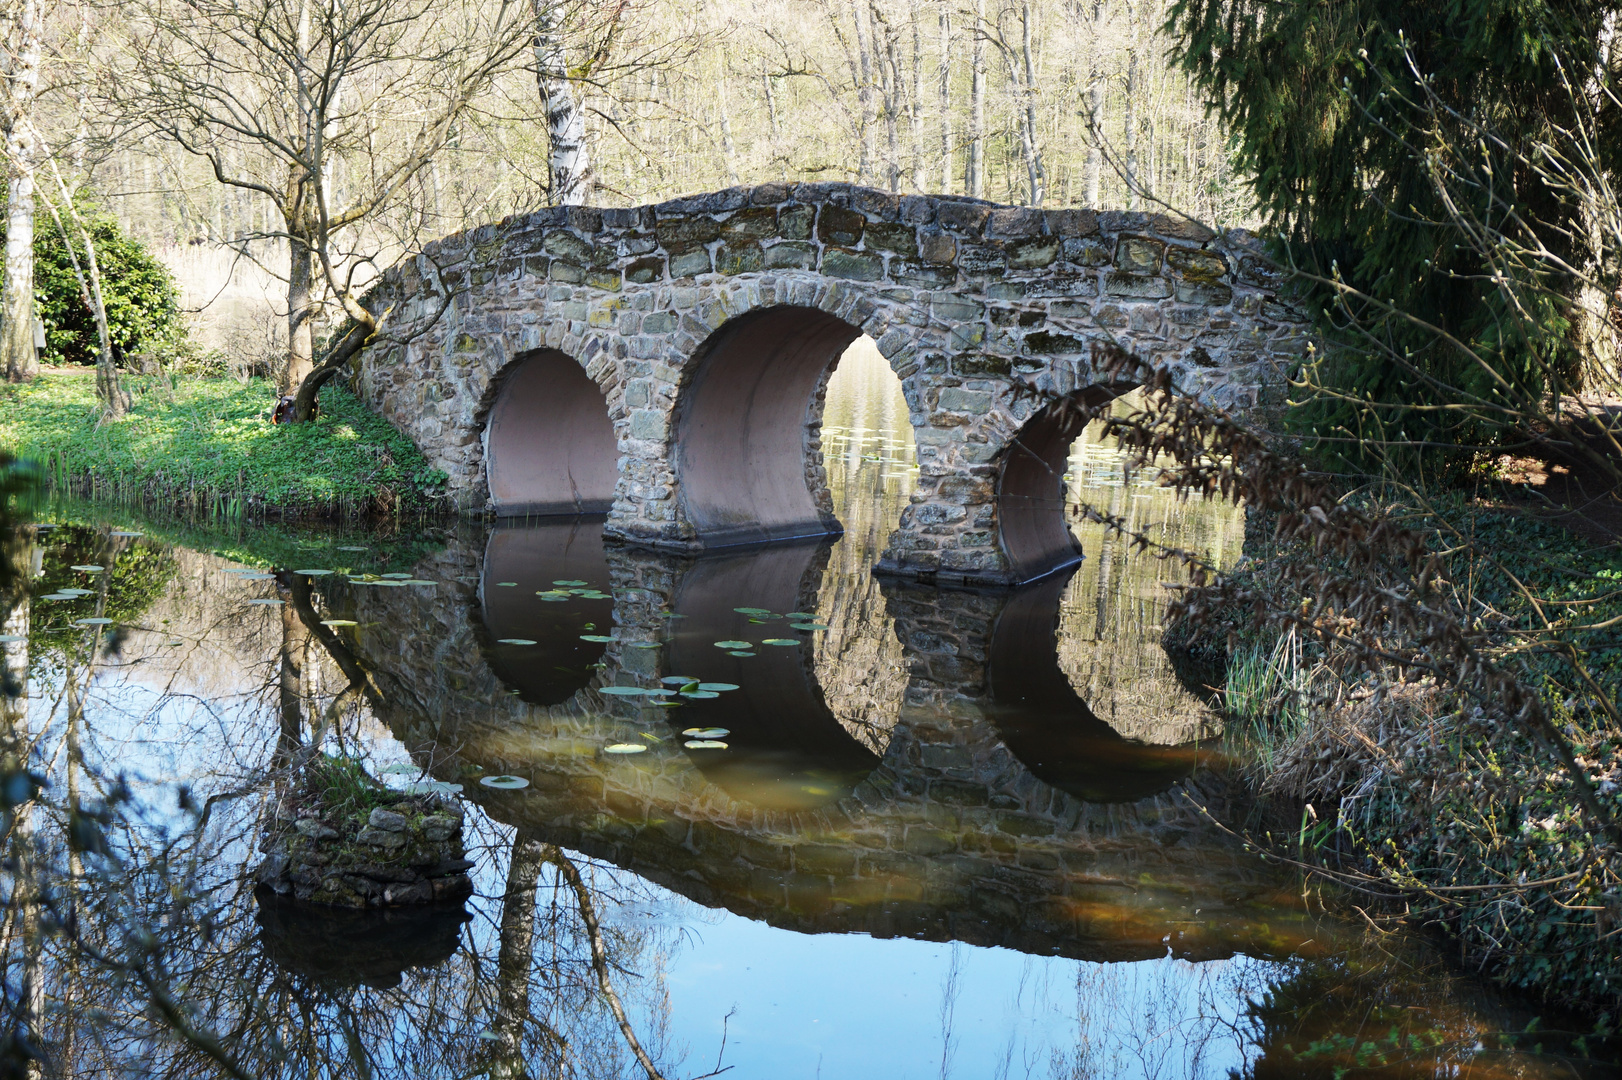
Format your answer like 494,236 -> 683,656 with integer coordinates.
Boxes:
483,349 -> 617,516
996,386 -> 1127,584
675,307 -> 863,548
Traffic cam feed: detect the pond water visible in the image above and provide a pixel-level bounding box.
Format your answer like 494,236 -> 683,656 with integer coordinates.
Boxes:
0,345 -> 1614,1079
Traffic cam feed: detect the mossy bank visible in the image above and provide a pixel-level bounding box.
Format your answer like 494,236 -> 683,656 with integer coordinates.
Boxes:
0,371 -> 448,518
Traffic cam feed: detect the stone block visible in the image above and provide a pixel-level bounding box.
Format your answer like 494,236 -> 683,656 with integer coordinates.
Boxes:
936,200 -> 991,236
1104,273 -> 1171,299
956,244 -> 1004,274
1175,282 -> 1232,306
669,249 -> 713,278
367,807 -> 410,832
549,261 -> 585,284
893,263 -> 956,289
1006,236 -> 1060,269
1024,330 -> 1086,355
356,826 -> 407,849
1148,213 -> 1216,242
1166,246 -> 1227,281
864,221 -> 918,257
899,194 -> 938,224
952,354 -> 1012,377
294,818 -> 338,840
918,231 -> 957,264
764,241 -> 817,270
717,242 -> 765,275
642,311 -> 679,334
1024,274 -> 1096,299
986,206 -> 1044,237
655,216 -> 723,247
586,269 -> 622,292
1114,237 -> 1164,274
721,205 -> 778,239
543,230 -> 592,261
1063,238 -> 1111,267
903,828 -> 956,856
818,205 -> 867,246
778,204 -> 815,240
750,181 -> 791,204
629,409 -> 669,441
793,844 -> 859,876
1238,255 -> 1285,288
421,814 -> 460,842
822,247 -> 883,281
937,387 -> 993,413
1044,208 -> 1098,237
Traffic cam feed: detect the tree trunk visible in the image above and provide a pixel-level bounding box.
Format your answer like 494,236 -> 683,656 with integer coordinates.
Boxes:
489,833 -> 547,1079
967,0 -> 985,199
1019,1 -> 1045,206
532,0 -> 591,204
276,578 -> 308,764
2,0 -> 42,384
1124,0 -> 1140,210
909,0 -> 925,191
851,0 -> 877,185
938,2 -> 952,193
284,233 -> 315,395
718,76 -> 740,186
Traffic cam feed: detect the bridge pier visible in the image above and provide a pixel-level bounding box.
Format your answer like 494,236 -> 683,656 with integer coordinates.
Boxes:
355,183 -> 1307,586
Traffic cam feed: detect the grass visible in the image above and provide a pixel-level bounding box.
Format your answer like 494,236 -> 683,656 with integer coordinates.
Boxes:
0,370 -> 448,519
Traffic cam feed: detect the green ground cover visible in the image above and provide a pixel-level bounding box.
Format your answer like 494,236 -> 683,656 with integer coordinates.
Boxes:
0,372 -> 447,517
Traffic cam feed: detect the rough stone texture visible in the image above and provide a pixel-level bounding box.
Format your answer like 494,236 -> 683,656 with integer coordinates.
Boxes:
352,184 -> 1310,584
257,792 -> 472,909
328,531 -> 1312,964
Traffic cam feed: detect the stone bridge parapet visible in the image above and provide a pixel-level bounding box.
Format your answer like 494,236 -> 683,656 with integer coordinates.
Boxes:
354,183 -> 1307,584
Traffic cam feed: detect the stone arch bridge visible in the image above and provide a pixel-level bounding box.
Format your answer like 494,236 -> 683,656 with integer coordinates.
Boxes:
354,184 -> 1306,585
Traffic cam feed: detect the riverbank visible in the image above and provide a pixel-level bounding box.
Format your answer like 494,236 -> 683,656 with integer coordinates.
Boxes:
1200,499 -> 1622,1021
0,371 -> 447,519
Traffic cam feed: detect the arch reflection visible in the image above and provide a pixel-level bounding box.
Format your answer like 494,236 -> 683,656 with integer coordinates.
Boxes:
479,519 -> 614,707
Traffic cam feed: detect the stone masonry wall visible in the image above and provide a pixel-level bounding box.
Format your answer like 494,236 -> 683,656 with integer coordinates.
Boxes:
353,183 -> 1309,583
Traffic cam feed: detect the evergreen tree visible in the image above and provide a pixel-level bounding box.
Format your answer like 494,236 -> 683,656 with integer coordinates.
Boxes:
1167,0 -> 1618,471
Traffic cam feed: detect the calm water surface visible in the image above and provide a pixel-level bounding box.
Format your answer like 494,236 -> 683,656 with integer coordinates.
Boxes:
1,344 -> 1612,1078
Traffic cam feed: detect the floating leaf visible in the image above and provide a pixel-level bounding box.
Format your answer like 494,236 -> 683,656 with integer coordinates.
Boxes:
58,588 -> 93,596
74,618 -> 114,626
321,619 -> 358,628
790,622 -> 830,631
727,650 -> 755,657
380,763 -> 419,775
785,612 -> 816,620
627,641 -> 661,650
599,686 -> 651,696
684,740 -> 729,750
381,572 -> 413,580
497,638 -> 537,645
110,531 -> 142,538
480,774 -> 531,788
403,780 -> 463,795
70,565 -> 104,573
763,638 -> 800,646
553,579 -> 588,587
679,690 -> 719,699
713,640 -> 751,649
603,744 -> 647,755
248,599 -> 284,606
733,607 -> 771,615
398,579 -> 436,586
579,634 -> 614,643
538,595 -> 568,602
41,593 -> 73,601
495,581 -> 517,587
682,727 -> 730,739
661,675 -> 701,686
294,569 -> 333,576
697,682 -> 739,692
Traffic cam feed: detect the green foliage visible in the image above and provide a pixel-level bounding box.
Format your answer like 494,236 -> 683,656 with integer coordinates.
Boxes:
4,204 -> 189,368
22,526 -> 179,658
0,372 -> 449,517
304,755 -> 396,826
1167,0 -> 1613,471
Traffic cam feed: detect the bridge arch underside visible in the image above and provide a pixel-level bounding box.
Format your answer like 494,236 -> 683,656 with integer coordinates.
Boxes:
483,349 -> 617,516
675,307 -> 863,548
995,386 -> 1127,584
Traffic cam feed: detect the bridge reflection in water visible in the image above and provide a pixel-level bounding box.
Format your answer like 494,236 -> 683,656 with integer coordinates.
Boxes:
350,520 -> 1301,967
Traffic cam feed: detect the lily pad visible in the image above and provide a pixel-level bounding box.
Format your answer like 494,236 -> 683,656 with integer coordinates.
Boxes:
599,686 -> 652,696
403,780 -> 463,795
697,682 -> 739,692
684,740 -> 729,750
58,588 -> 93,596
579,634 -> 614,643
790,622 -> 830,631
679,690 -> 720,700
70,565 -> 104,573
538,595 -> 569,602
294,569 -> 334,576
495,582 -> 517,587
603,744 -> 647,755
321,619 -> 358,628
733,607 -> 771,615
763,638 -> 800,646
553,579 -> 588,586
497,638 -> 537,645
400,579 -> 437,586
381,573 -> 414,580
727,650 -> 756,657
380,762 -> 419,775
661,675 -> 701,686
627,641 -> 661,649
110,531 -> 142,538
713,640 -> 752,649
785,612 -> 817,620
74,618 -> 114,626
682,727 -> 730,739
479,774 -> 531,789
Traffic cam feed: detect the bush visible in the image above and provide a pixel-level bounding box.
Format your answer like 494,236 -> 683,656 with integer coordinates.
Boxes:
3,200 -> 189,368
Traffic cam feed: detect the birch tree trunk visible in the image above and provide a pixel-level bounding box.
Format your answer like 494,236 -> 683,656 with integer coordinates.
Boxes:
909,1 -> 926,191
2,0 -> 42,384
1084,0 -> 1106,208
1123,0 -> 1140,210
533,0 -> 591,204
1019,1 -> 1044,205
937,2 -> 952,192
967,0 -> 985,199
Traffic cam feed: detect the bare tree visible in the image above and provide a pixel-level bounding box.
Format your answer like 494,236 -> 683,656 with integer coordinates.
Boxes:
1,0 -> 41,383
110,0 -> 535,398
